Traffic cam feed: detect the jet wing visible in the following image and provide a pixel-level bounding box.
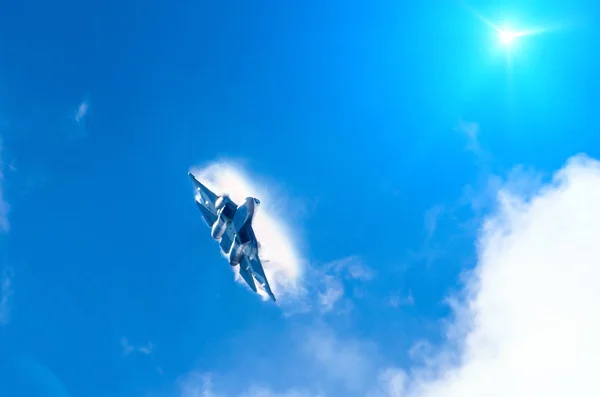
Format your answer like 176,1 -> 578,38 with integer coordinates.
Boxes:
190,172 -> 227,227
194,200 -> 217,226
248,255 -> 276,301
189,172 -> 219,214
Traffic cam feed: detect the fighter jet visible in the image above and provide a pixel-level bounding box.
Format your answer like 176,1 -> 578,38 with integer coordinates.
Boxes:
188,172 -> 276,301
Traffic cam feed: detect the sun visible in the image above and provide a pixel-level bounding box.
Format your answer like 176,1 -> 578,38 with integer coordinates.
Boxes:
461,1 -> 556,56
494,23 -> 529,49
498,29 -> 518,46
464,6 -> 550,53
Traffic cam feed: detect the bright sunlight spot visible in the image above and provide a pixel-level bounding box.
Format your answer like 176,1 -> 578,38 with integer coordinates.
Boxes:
499,29 -> 518,45
463,5 -> 552,55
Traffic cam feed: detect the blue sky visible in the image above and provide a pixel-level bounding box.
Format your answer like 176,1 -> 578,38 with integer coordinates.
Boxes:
2,1 -> 600,396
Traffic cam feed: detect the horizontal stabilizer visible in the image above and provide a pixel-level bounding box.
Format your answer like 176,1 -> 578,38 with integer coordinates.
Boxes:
239,259 -> 258,293
249,257 -> 276,301
250,257 -> 267,281
219,224 -> 235,253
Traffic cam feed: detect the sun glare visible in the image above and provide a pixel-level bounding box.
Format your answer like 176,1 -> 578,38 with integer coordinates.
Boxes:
499,29 -> 517,45
464,6 -> 550,52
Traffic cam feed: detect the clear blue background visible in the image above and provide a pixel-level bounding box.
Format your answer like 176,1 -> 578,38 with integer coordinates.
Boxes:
0,0 -> 598,396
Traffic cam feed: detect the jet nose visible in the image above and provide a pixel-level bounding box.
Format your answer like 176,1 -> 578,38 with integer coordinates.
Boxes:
253,198 -> 261,206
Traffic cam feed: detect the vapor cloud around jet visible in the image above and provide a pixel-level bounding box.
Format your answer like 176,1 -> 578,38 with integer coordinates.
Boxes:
190,161 -> 304,301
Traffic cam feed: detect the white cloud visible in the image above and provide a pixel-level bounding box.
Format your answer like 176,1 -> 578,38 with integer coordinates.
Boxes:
377,153 -> 600,397
460,165 -> 546,218
75,101 -> 89,123
0,267 -> 13,326
190,161 -> 304,301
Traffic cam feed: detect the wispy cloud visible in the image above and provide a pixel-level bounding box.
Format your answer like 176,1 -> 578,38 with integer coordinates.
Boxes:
454,119 -> 495,169
416,122 -> 516,267
75,101 -> 89,123
314,256 -> 374,314
0,138 -> 10,232
178,324 -> 376,397
406,339 -> 433,362
455,119 -> 480,154
180,372 -> 319,397
317,275 -> 345,313
420,119 -> 490,240
389,291 -> 414,308
121,337 -> 163,374
0,267 -> 13,326
121,337 -> 154,356
0,136 -> 11,326
301,326 -> 378,392
424,205 -> 444,240
325,256 -> 375,282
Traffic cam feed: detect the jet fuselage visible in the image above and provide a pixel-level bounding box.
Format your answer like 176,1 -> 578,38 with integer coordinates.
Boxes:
210,196 -> 260,266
